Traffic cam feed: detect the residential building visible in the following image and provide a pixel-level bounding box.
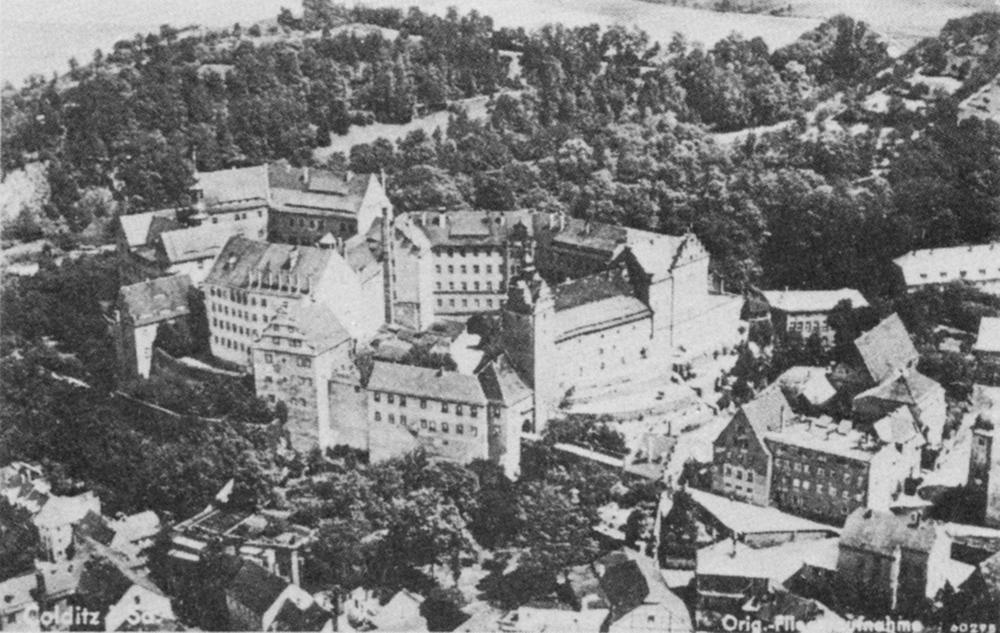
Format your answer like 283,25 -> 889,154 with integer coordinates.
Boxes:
75,554 -> 177,632
202,237 -> 382,369
268,163 -> 390,246
974,316 -> 1000,364
251,304 -> 355,453
711,388 -> 789,506
711,388 -> 912,524
836,508 -> 952,616
765,416 -> 909,524
695,537 -> 841,629
0,574 -> 39,631
225,560 -> 311,631
596,549 -> 693,633
112,274 -> 192,381
852,314 -> 920,386
893,242 -> 1000,295
772,366 -> 837,415
759,288 -> 869,346
369,590 -> 428,632
853,369 -> 947,447
34,492 -> 102,565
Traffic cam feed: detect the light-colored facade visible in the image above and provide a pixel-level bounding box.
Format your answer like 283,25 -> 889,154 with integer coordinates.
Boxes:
202,237 -> 382,369
974,316 -> 1000,364
761,288 -> 869,346
252,305 -> 355,453
112,274 -> 192,381
836,509 -> 952,616
893,242 -> 1000,295
366,362 -> 491,465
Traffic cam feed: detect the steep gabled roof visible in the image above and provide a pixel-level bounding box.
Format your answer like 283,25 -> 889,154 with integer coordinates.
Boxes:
840,508 -> 941,557
118,209 -> 178,248
75,511 -> 116,546
118,274 -> 192,327
855,370 -> 941,406
853,314 -> 919,383
738,388 -> 791,437
478,354 -> 532,406
203,237 -> 341,294
975,317 -> 1000,354
226,560 -> 288,617
271,599 -> 332,631
257,303 -> 351,354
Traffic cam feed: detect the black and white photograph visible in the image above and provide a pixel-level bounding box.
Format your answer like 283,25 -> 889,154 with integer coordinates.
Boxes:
1,0 -> 1000,630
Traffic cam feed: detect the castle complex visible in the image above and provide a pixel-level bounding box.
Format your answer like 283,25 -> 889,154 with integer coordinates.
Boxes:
116,165 -> 744,476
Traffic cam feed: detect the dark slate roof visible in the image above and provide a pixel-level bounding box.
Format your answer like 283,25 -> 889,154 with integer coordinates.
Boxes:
547,215 -> 628,254
552,267 -> 635,312
75,511 -> 116,546
203,237 -> 342,292
854,314 -> 919,383
840,508 -> 940,557
146,215 -> 184,246
271,599 -> 332,631
119,274 -> 192,327
739,387 -> 791,437
978,550 -> 1000,606
478,354 -> 532,405
226,560 -> 288,617
368,361 -> 487,405
256,304 -> 351,354
409,210 -> 534,247
78,558 -> 134,606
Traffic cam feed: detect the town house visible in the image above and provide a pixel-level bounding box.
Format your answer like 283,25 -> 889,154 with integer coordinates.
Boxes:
757,288 -> 869,346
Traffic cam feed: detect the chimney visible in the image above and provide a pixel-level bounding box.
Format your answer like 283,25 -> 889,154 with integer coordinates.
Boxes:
779,405 -> 785,432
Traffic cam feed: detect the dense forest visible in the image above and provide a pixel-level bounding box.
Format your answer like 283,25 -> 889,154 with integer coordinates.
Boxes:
3,4 -> 999,294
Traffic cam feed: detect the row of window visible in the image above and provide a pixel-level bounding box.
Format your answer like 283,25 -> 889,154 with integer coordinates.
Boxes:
789,319 -> 830,333
724,466 -> 755,483
918,268 -> 997,280
213,318 -> 259,339
436,247 -> 501,258
373,411 -> 478,436
214,335 -> 251,354
436,280 -> 497,292
276,215 -> 350,233
262,375 -> 313,386
435,263 -> 497,275
261,352 -> 312,367
775,458 -> 863,486
437,297 -> 495,309
783,477 -> 862,501
208,288 -> 269,310
372,392 -> 479,417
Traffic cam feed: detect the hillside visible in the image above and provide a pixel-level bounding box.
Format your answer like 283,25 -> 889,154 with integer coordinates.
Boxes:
2,3 -> 999,298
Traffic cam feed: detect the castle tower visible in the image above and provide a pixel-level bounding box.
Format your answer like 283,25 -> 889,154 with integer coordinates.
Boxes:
500,259 -> 558,433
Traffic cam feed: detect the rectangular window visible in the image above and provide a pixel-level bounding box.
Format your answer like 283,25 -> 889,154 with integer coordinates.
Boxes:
456,405 -> 464,416
420,419 -> 427,429
461,265 -> 467,274
442,422 -> 450,433
457,424 -> 464,435
470,426 -> 477,437
399,396 -> 407,407
470,406 -> 479,418
420,399 -> 427,409
473,265 -> 480,274
264,353 -> 273,362
442,402 -> 449,413
375,412 -> 382,421
374,392 -> 382,402
448,265 -> 454,274
428,420 -> 437,431
436,265 -> 442,274
388,414 -> 395,424
388,394 -> 395,404
298,358 -> 312,368
486,265 -> 493,274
